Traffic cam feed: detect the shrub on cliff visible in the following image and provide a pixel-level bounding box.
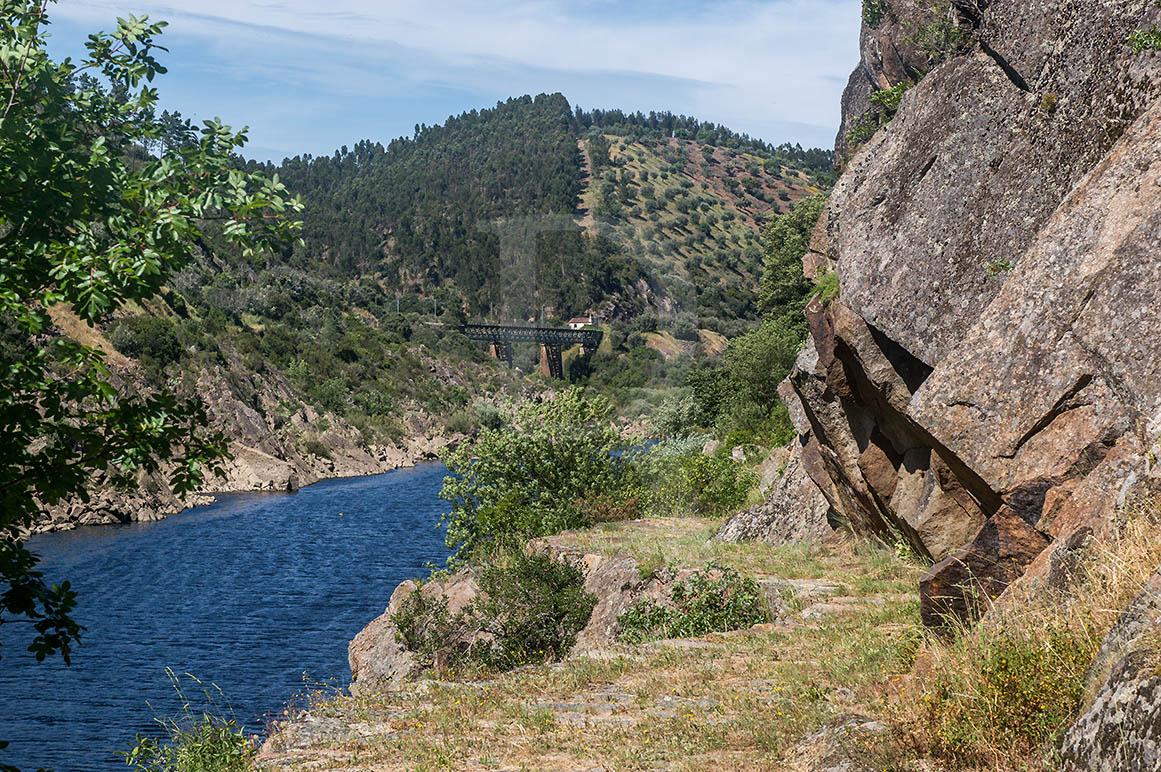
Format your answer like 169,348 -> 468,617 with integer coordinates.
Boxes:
439,388 -> 633,562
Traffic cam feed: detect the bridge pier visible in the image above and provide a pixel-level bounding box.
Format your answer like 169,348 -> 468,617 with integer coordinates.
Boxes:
538,343 -> 564,379
490,340 -> 513,367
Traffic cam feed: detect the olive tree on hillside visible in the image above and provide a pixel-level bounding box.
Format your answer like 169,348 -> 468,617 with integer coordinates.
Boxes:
0,0 -> 302,703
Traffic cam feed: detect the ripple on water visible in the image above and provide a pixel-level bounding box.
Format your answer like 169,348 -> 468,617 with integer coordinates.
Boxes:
0,463 -> 450,772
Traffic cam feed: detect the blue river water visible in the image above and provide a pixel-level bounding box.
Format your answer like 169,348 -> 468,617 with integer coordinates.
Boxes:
0,464 -> 451,772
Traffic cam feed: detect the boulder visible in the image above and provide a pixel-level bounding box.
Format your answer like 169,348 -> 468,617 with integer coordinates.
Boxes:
714,440 -> 833,547
348,569 -> 481,694
919,507 -> 1051,627
783,714 -> 894,772
1061,650 -> 1161,772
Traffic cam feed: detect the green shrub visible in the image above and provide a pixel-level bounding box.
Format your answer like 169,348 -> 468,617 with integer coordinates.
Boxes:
1128,26 -> 1161,52
392,547 -> 596,672
846,82 -> 914,147
303,438 -> 331,459
629,437 -> 757,519
908,0 -> 971,66
473,401 -> 505,430
651,390 -> 700,437
109,316 -> 184,368
353,390 -> 396,416
814,269 -> 840,304
617,563 -> 767,643
444,410 -> 477,435
916,621 -> 1096,764
862,0 -> 889,28
439,389 -> 631,562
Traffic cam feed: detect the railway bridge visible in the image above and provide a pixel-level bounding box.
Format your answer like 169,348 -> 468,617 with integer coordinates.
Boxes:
459,324 -> 603,379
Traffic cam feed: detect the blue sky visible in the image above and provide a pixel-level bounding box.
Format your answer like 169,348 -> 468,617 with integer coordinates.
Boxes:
48,0 -> 862,163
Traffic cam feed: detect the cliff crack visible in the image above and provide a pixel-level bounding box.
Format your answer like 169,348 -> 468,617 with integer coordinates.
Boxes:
1001,374 -> 1093,459
980,40 -> 1031,93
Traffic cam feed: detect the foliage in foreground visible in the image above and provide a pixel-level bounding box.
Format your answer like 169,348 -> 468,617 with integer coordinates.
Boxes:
122,672 -> 252,772
439,388 -> 631,562
0,0 -> 299,690
617,562 -> 767,644
392,546 -> 596,673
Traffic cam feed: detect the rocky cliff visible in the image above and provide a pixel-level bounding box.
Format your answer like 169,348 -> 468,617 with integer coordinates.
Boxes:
33,349 -> 459,533
787,0 -> 1161,623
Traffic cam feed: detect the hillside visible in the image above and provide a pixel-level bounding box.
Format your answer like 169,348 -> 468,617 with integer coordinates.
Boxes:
246,94 -> 833,327
33,95 -> 832,531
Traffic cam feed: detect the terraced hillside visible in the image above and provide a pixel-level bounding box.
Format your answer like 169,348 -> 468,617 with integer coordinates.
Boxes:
579,133 -> 827,320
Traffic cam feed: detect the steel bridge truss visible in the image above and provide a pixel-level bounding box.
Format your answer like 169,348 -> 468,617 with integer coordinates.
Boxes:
459,324 -> 603,379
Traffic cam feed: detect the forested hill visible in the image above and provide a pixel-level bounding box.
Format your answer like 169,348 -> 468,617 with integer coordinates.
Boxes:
245,92 -> 833,326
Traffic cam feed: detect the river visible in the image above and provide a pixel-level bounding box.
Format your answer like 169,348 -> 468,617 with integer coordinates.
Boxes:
0,463 -> 450,772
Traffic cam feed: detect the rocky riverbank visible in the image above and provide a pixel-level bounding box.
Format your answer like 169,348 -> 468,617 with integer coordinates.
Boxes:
32,356 -> 462,533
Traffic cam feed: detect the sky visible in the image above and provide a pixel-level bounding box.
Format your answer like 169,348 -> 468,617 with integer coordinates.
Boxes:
47,0 -> 862,163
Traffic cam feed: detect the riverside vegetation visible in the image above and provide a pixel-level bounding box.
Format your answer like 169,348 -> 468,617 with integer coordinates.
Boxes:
10,0 -> 1161,770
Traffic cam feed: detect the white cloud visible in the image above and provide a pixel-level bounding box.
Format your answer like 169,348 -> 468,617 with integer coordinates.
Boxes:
53,0 -> 861,155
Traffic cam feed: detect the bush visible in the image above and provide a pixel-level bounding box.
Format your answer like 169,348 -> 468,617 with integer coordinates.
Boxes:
392,547 -> 596,673
651,390 -> 700,437
109,316 -> 184,369
912,621 -> 1096,765
862,0 -> 888,28
445,410 -> 477,435
846,82 -> 914,147
439,389 -> 632,562
901,493 -> 1161,767
630,437 -> 757,519
472,401 -> 505,430
617,562 -> 766,643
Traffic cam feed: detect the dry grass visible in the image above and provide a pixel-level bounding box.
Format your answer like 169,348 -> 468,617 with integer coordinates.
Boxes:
260,520 -> 927,772
895,494 -> 1161,770
553,518 -> 918,597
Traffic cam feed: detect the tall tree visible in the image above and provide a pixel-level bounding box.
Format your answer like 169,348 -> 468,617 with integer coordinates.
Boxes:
0,0 -> 302,721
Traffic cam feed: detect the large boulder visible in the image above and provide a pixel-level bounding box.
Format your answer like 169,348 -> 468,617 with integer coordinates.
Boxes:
1061,650 -> 1161,772
714,438 -> 833,546
785,0 -> 1161,622
1061,568 -> 1161,770
348,568 -> 481,694
919,507 -> 1051,628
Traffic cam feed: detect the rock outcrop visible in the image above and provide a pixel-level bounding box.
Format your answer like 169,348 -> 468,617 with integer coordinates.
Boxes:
34,359 -> 455,533
835,0 -> 932,160
1061,566 -> 1161,770
787,0 -> 1161,624
714,439 -> 834,546
348,569 -> 483,693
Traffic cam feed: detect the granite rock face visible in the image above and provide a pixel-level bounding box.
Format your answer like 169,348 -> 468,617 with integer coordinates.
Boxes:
714,439 -> 833,547
348,569 -> 483,694
1061,650 -> 1161,772
834,0 -> 933,160
787,0 -> 1161,623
